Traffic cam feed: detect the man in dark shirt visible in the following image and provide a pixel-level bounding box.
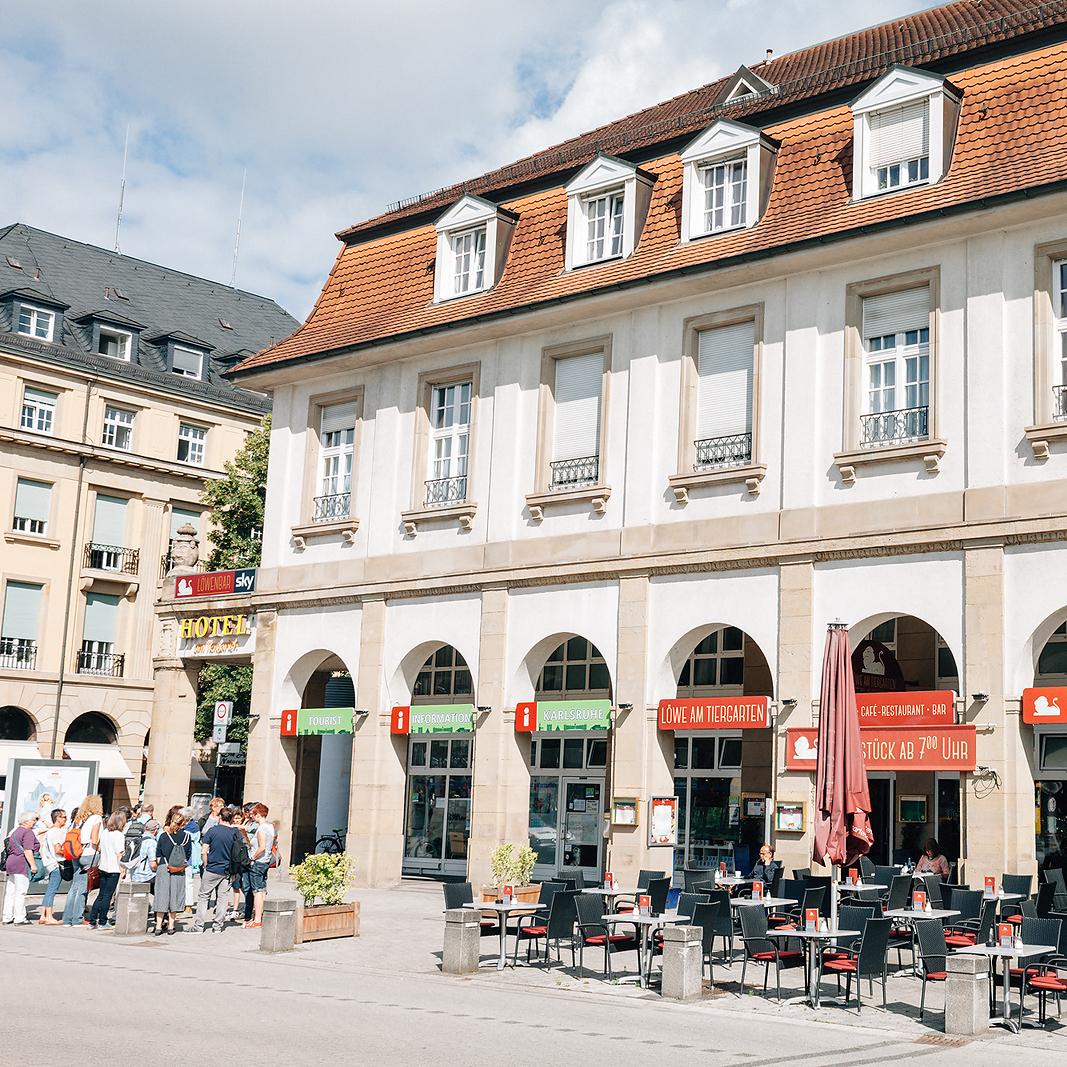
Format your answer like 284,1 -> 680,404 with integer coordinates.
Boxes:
748,843 -> 782,893
193,806 -> 239,933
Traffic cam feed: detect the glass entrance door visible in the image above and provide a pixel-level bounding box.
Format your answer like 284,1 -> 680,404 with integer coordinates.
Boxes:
868,775 -> 894,866
561,779 -> 602,878
403,736 -> 472,876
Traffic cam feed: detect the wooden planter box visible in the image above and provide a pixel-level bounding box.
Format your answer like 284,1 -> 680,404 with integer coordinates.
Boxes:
481,884 -> 541,904
296,901 -> 360,943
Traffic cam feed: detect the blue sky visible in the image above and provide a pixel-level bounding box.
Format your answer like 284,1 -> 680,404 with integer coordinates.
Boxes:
0,1 -> 936,318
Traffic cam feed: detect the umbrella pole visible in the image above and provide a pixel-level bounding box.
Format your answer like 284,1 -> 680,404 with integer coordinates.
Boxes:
831,865 -> 839,931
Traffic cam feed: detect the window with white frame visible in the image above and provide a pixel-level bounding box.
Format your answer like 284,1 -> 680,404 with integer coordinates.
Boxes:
583,189 -> 625,263
1,581 -> 42,667
314,401 -> 356,521
550,352 -> 603,489
98,326 -> 131,360
102,405 -> 134,451
700,158 -> 747,233
12,478 -> 51,535
860,286 -> 930,446
17,304 -> 54,341
1053,260 -> 1067,420
432,194 -> 515,303
176,422 -> 206,466
426,381 -> 471,505
172,346 -> 204,379
450,229 -> 486,296
564,154 -> 652,270
20,386 -> 56,434
869,102 -> 929,192
694,321 -> 754,469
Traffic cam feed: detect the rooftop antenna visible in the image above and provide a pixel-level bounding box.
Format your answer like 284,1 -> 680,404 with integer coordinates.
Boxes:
230,167 -> 246,288
114,124 -> 129,254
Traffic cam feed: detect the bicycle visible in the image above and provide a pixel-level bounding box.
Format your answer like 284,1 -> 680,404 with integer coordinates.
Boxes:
314,828 -> 347,854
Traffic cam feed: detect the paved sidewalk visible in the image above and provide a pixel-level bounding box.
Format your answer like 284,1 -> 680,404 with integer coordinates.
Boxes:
0,879 -> 1058,1065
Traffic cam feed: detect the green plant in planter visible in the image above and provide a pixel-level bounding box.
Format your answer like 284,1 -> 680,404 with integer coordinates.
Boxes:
289,851 -> 356,906
489,843 -> 538,887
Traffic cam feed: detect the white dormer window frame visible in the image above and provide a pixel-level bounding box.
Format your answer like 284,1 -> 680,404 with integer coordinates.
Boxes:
851,65 -> 961,202
98,325 -> 132,361
17,303 -> 55,342
433,194 -> 516,304
172,345 -> 205,380
680,120 -> 777,242
565,154 -> 653,271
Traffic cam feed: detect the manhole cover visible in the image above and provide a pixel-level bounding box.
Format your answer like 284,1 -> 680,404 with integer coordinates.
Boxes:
915,1035 -> 970,1048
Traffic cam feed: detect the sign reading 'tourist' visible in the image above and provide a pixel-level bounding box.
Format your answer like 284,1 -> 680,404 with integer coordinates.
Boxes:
391,704 -> 475,735
785,724 -> 977,771
514,699 -> 612,732
280,708 -> 354,737
657,696 -> 769,731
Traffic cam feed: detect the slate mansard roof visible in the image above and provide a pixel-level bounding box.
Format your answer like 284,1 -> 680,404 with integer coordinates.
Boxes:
0,224 -> 298,413
234,0 -> 1067,377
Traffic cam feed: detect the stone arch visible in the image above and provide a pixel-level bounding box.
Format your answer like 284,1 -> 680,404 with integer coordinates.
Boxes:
847,611 -> 960,691
387,639 -> 478,708
1010,605 -> 1067,697
64,710 -> 118,745
513,632 -> 615,705
0,705 -> 36,741
655,621 -> 775,702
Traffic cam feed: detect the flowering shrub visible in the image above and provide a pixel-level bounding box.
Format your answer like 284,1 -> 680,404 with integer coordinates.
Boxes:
289,851 -> 356,906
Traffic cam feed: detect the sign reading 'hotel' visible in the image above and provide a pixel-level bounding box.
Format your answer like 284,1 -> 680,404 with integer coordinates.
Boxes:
657,696 -> 769,731
177,613 -> 255,659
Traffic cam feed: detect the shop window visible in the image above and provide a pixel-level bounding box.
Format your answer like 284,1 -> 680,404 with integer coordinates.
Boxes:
1038,622 -> 1067,678
867,619 -> 897,647
718,737 -> 742,769
1039,734 -> 1067,772
692,737 -> 716,769
410,741 -> 427,768
563,737 -> 584,769
587,739 -> 607,767
674,738 -> 689,769
449,738 -> 471,769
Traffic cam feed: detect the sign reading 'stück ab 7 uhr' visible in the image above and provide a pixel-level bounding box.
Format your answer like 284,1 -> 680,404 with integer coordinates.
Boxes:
657,696 -> 769,730
785,724 -> 976,771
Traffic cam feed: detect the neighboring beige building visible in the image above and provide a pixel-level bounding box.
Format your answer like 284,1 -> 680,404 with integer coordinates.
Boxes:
0,224 -> 295,809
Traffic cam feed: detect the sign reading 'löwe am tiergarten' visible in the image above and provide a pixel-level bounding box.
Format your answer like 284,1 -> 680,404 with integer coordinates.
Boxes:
657,696 -> 769,730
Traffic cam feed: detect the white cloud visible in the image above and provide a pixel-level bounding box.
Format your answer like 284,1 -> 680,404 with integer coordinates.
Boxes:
0,0 -> 934,318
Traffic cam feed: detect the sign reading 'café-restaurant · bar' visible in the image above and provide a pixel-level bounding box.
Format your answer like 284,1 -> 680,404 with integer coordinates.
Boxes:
855,690 -> 955,727
514,699 -> 612,732
657,696 -> 769,731
391,704 -> 475,735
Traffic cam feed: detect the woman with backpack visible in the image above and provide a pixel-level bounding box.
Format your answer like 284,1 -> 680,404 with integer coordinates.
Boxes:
152,807 -> 191,935
62,795 -> 103,926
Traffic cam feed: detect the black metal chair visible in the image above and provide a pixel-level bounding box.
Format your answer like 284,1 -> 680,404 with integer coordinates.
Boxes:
819,917 -> 891,1011
768,879 -> 806,927
647,876 -> 671,916
1035,882 -> 1056,917
800,884 -> 826,921
1041,867 -> 1067,911
913,918 -> 949,1020
704,887 -> 734,962
918,873 -> 942,909
514,889 -> 577,966
1001,873 -> 1033,921
942,886 -> 982,924
676,890 -> 711,919
821,905 -> 875,961
792,868 -> 810,879
738,904 -> 804,1002
442,881 -> 497,936
683,867 -> 712,892
573,891 -> 634,978
559,868 -> 587,891
690,901 -> 720,981
1021,912 -> 1067,1025
945,896 -> 996,948
873,865 -> 900,891
1010,916 -> 1063,1025
805,876 -> 832,915
533,880 -> 565,923
859,855 -> 876,878
615,869 -> 663,913
885,873 -> 912,912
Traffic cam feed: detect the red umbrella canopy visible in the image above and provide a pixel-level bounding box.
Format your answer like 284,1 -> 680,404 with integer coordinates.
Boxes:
813,624 -> 874,866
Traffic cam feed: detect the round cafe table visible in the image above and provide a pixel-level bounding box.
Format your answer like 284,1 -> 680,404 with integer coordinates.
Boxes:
600,911 -> 691,988
463,901 -> 539,971
768,927 -> 861,1007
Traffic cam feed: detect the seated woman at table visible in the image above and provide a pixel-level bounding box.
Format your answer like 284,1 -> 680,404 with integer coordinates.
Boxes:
914,838 -> 950,879
748,843 -> 782,890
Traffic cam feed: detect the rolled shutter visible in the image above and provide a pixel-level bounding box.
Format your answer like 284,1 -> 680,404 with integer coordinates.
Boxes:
170,506 -> 200,539
14,478 -> 51,524
83,592 -> 119,644
862,286 -> 929,339
24,387 -> 56,406
321,401 -> 357,435
2,581 -> 42,640
92,495 -> 127,546
696,321 -> 754,440
172,347 -> 203,377
868,102 -> 929,168
552,352 -> 602,461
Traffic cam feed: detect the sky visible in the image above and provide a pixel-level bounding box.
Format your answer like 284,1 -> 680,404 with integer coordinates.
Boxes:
0,1 -> 939,319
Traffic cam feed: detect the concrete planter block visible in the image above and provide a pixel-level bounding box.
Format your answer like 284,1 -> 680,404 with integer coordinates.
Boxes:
112,881 -> 151,936
945,952 -> 990,1037
260,896 -> 299,953
442,906 -> 481,975
661,924 -> 703,1001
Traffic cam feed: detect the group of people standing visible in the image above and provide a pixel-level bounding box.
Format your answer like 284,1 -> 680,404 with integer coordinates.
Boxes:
2,794 -> 278,934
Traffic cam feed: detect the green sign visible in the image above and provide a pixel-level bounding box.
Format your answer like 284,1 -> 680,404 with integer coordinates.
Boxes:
280,707 -> 354,736
536,699 -> 612,731
408,704 -> 475,734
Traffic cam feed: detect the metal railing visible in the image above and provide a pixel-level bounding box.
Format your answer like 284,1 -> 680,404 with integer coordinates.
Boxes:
84,542 -> 139,574
76,649 -> 125,677
549,455 -> 599,490
424,475 -> 467,506
1054,384 -> 1067,421
313,492 -> 351,523
694,432 -> 752,470
0,637 -> 36,670
860,405 -> 929,447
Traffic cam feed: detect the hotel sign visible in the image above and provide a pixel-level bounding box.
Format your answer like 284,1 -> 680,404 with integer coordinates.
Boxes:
1022,687 -> 1067,725
391,704 -> 475,735
657,696 -> 769,731
175,568 -> 257,600
280,708 -> 354,737
514,700 -> 612,732
856,691 -> 955,728
785,724 -> 977,772
178,613 -> 255,659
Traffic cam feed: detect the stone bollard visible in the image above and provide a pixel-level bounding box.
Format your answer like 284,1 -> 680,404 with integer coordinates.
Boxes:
442,907 -> 481,975
260,897 -> 299,953
661,924 -> 704,1001
945,953 -> 990,1036
112,882 -> 151,936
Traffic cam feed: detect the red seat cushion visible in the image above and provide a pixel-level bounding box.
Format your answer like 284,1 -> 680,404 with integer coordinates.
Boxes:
480,920 -> 497,929
824,959 -> 857,973
1006,914 -> 1024,925
944,934 -> 977,947
752,951 -> 803,961
1028,975 -> 1067,992
776,923 -> 798,932
891,928 -> 912,939
585,934 -> 632,945
925,971 -> 948,981
822,950 -> 851,962
1008,966 -> 1041,978
519,925 -> 547,937
615,905 -> 634,914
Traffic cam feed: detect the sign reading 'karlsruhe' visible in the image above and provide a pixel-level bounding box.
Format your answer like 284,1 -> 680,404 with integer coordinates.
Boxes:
785,724 -> 977,772
174,568 -> 257,600
177,613 -> 255,659
657,696 -> 769,731
1022,686 -> 1067,724
514,699 -> 612,733
391,704 -> 475,735
280,708 -> 355,737
855,690 -> 956,727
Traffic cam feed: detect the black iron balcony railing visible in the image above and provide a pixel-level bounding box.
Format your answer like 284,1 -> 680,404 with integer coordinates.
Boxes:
76,648 -> 125,677
313,492 -> 351,523
0,637 -> 36,670
549,455 -> 599,490
860,405 -> 929,447
424,475 -> 467,507
84,541 -> 139,574
1054,384 -> 1067,421
694,432 -> 752,470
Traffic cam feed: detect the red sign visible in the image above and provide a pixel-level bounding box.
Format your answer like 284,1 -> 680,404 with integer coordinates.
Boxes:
280,708 -> 298,737
912,890 -> 927,911
998,923 -> 1013,947
852,640 -> 905,693
856,691 -> 955,727
1022,687 -> 1067,724
174,569 -> 256,599
848,868 -> 859,885
785,724 -> 977,771
984,876 -> 996,896
804,908 -> 819,931
752,880 -> 763,899
390,706 -> 410,735
657,696 -> 769,730
638,895 -> 651,916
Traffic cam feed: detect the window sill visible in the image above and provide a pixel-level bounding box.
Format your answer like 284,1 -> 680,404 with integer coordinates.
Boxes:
400,501 -> 478,537
290,517 -> 359,550
668,463 -> 766,503
833,438 -> 946,484
4,530 -> 61,549
1024,421 -> 1067,460
525,485 -> 611,521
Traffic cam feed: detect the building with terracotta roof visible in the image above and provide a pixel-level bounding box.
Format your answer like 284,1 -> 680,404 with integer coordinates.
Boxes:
151,0 -> 1067,886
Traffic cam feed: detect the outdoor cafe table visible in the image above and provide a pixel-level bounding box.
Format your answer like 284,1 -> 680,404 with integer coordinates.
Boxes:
955,943 -> 1059,1033
730,896 -> 798,910
462,901 -> 539,971
768,927 -> 861,1008
713,875 -> 753,889
885,908 -> 961,976
601,911 -> 690,989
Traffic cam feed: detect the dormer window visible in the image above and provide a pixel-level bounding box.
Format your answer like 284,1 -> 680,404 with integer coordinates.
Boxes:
851,65 -> 960,201
433,195 -> 516,303
715,64 -> 775,105
680,120 -> 778,242
172,346 -> 204,379
17,304 -> 54,341
565,154 -> 653,270
97,326 -> 131,360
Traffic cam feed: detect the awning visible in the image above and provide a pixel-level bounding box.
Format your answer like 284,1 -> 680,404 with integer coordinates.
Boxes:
64,742 -> 135,779
0,740 -> 44,773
